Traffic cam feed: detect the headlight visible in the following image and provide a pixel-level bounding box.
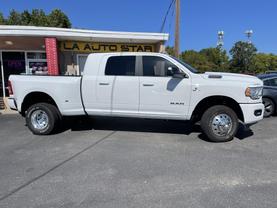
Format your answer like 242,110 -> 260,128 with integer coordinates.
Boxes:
245,87 -> 263,100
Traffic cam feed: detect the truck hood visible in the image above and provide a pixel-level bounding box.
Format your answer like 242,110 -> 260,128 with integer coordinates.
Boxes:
201,72 -> 263,86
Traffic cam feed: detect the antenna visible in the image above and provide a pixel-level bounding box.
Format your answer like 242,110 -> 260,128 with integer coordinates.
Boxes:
245,30 -> 253,44
217,30 -> 224,48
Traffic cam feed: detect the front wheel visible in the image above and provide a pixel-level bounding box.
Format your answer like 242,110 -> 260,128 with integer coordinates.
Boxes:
201,105 -> 239,142
26,103 -> 60,135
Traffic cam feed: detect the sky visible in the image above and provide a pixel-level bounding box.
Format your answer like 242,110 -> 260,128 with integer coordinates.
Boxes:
0,0 -> 276,54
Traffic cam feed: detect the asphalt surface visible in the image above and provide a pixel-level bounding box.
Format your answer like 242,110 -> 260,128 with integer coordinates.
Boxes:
1,114 -> 277,208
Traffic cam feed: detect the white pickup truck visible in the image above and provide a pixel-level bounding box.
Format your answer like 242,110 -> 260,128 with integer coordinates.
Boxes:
8,52 -> 264,142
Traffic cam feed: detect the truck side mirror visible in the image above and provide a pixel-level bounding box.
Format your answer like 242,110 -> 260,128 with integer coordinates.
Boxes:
168,66 -> 187,79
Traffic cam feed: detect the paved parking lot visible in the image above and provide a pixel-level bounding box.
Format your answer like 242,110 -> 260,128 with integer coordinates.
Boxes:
1,114 -> 277,208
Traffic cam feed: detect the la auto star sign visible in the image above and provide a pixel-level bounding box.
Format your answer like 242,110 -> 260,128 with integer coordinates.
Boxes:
59,41 -> 155,53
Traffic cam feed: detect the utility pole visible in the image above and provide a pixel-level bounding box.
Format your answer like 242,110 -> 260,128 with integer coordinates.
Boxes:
174,0 -> 180,58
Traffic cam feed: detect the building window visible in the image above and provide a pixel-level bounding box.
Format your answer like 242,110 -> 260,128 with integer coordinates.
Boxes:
2,52 -> 26,96
27,52 -> 47,59
77,54 -> 88,75
27,52 -> 48,75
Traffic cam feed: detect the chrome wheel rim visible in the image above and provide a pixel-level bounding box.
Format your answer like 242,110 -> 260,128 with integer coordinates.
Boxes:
211,114 -> 233,136
31,110 -> 49,130
263,100 -> 273,117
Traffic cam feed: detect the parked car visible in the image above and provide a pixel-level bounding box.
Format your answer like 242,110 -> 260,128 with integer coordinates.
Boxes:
8,52 -> 264,142
265,71 -> 277,74
257,73 -> 277,117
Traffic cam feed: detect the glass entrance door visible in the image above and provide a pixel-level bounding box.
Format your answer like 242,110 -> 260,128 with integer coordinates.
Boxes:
2,52 -> 26,96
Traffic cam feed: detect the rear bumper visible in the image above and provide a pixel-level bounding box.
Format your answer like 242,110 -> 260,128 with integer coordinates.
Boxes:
240,103 -> 264,124
7,97 -> 17,111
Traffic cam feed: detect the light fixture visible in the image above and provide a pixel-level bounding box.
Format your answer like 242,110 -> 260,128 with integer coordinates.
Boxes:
5,41 -> 13,45
41,45 -> 45,49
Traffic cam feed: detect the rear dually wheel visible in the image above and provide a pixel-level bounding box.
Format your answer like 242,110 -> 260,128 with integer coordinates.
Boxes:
26,103 -> 59,135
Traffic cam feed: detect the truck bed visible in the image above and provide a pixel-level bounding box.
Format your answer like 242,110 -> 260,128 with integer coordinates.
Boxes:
9,75 -> 86,115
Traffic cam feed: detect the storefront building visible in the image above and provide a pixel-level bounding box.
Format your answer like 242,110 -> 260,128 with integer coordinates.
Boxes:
0,25 -> 169,107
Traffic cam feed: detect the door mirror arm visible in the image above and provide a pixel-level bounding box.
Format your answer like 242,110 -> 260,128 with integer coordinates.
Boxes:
173,73 -> 186,79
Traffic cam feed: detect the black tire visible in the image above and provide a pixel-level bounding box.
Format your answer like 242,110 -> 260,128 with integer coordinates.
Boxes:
26,103 -> 59,135
200,105 -> 239,142
263,98 -> 275,118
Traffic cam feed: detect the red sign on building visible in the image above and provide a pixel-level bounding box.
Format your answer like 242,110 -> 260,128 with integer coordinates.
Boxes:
45,38 -> 59,75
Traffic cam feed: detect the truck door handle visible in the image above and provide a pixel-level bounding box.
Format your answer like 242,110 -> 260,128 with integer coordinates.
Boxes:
99,83 -> 110,86
143,84 -> 154,87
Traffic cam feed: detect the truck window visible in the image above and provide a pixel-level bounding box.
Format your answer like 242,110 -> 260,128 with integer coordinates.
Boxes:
264,78 -> 277,87
142,56 -> 176,77
105,56 -> 136,76
170,56 -> 199,73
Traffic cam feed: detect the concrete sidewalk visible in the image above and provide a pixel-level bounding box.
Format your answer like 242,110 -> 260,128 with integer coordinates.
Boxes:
0,98 -> 18,115
0,108 -> 18,115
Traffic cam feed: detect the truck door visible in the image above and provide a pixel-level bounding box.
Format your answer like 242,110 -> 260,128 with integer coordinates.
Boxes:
105,55 -> 139,115
83,55 -> 139,116
139,55 -> 191,119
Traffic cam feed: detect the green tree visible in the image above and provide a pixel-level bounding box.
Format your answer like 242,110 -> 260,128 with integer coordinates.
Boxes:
48,9 -> 71,28
165,46 -> 174,56
0,12 -> 5,24
20,10 -> 31,25
252,53 -> 277,74
6,9 -> 22,25
0,9 -> 71,28
199,47 -> 229,71
229,41 -> 257,73
180,50 -> 214,72
29,9 -> 48,26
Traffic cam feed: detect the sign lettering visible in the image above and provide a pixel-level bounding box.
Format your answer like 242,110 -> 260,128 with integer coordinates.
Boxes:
59,41 -> 155,53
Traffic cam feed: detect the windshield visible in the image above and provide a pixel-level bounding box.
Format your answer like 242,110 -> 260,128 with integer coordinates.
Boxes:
170,56 -> 199,73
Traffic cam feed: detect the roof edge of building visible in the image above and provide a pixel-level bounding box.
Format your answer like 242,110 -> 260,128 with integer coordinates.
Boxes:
0,25 -> 169,42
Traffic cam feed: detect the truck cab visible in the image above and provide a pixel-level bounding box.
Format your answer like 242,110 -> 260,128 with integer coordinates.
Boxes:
82,53 -> 192,119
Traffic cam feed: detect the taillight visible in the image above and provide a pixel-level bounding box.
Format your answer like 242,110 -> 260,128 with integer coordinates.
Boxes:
8,80 -> 13,95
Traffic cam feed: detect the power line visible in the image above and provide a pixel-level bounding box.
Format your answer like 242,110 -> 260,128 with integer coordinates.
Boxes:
167,3 -> 175,42
160,0 -> 176,32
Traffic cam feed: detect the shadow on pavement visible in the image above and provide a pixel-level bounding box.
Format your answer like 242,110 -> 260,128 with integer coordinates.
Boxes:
57,116 -> 254,141
236,123 -> 254,140
58,116 -> 201,135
